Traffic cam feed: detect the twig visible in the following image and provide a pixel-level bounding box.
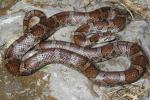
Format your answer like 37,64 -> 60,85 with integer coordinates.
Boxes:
110,0 -> 150,22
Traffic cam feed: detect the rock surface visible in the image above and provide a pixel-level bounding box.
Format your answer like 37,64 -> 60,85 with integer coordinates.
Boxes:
0,0 -> 150,100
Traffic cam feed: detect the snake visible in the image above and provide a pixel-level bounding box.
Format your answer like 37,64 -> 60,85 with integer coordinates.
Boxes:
4,7 -> 149,86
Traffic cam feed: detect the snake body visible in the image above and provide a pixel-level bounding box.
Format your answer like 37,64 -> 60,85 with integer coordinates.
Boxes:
4,7 -> 148,86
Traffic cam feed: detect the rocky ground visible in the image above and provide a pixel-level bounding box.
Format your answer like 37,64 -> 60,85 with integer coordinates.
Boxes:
0,0 -> 150,100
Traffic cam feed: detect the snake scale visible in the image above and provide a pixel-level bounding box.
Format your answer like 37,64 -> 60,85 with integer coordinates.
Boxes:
4,7 -> 149,86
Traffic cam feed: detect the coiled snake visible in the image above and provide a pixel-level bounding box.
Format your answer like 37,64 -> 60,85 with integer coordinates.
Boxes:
4,7 -> 149,86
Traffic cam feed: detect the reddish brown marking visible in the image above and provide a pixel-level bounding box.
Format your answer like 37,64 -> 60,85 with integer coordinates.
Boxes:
124,67 -> 141,83
82,63 -> 99,78
101,43 -> 114,57
5,58 -> 21,75
74,33 -> 86,46
89,34 -> 100,43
